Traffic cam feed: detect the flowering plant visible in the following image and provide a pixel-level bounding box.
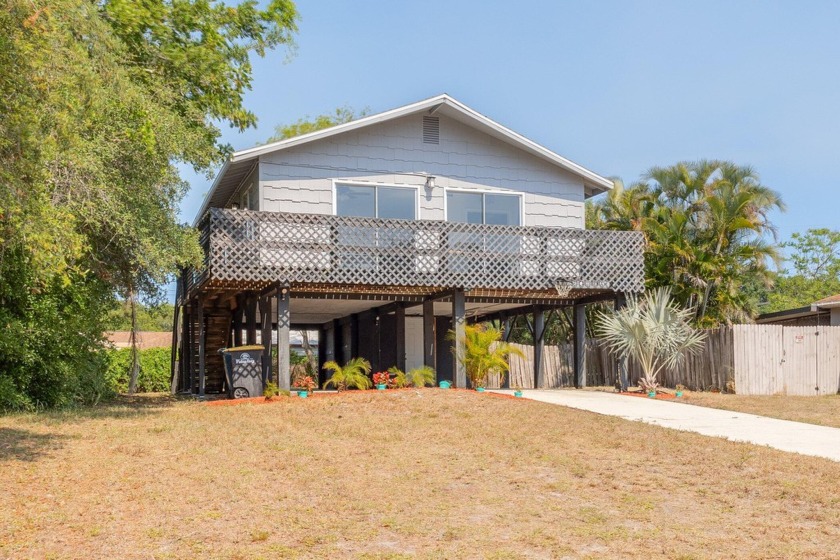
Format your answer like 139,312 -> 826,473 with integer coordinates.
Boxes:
372,371 -> 390,386
292,375 -> 317,392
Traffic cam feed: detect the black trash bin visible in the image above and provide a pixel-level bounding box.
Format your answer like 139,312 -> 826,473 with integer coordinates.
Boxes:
219,345 -> 266,399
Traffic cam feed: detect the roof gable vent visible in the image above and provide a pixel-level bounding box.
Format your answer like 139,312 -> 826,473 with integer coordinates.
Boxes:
422,116 -> 440,144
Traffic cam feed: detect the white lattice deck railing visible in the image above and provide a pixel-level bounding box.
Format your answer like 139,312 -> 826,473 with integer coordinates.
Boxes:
181,208 -> 645,299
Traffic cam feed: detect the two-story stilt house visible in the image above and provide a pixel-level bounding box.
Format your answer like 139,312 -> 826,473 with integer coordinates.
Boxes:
171,94 -> 645,396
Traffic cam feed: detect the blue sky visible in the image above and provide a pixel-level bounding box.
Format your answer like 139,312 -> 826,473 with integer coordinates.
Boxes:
179,0 -> 840,249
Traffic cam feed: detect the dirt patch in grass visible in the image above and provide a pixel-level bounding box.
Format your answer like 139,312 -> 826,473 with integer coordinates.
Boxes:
679,391 -> 840,428
3,390 -> 840,559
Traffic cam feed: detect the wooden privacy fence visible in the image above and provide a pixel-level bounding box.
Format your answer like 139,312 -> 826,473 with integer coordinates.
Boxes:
501,325 -> 840,396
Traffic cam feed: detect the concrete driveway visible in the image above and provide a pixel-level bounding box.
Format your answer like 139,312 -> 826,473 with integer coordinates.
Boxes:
494,389 -> 840,462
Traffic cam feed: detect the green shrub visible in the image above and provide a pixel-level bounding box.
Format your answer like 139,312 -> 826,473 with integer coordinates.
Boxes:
104,347 -> 172,393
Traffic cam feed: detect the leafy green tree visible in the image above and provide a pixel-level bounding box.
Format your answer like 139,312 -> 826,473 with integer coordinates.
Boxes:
322,358 -> 372,391
265,106 -> 368,143
588,161 -> 785,326
764,229 -> 840,312
596,287 -> 706,393
107,302 -> 175,332
0,0 -> 298,408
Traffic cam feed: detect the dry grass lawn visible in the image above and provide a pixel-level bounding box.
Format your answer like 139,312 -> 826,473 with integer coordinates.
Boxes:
2,390 -> 839,559
679,391 -> 840,429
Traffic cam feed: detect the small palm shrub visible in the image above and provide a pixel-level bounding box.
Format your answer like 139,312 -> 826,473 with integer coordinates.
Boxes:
596,287 -> 706,393
449,324 -> 524,389
322,357 -> 372,391
388,365 -> 436,388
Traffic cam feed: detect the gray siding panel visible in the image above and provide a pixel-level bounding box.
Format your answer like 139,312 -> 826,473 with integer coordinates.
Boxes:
260,114 -> 588,228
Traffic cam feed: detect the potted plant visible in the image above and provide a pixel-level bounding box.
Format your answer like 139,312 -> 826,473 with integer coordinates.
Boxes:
448,324 -> 524,390
513,386 -> 523,398
439,380 -> 451,389
292,375 -> 317,398
388,366 -> 435,388
322,357 -> 372,391
675,384 -> 685,398
372,371 -> 390,390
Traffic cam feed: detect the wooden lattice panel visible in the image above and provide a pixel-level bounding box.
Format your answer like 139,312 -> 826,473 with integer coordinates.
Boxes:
197,208 -> 645,295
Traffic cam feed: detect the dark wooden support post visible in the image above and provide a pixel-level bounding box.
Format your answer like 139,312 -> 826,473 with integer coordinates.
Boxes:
423,300 -> 435,371
370,310 -> 381,373
317,326 -> 327,387
187,302 -> 195,393
233,294 -> 245,347
500,313 -> 512,388
395,304 -> 406,372
198,296 -> 206,397
533,306 -> 546,389
615,293 -> 629,391
452,289 -> 466,388
573,302 -> 586,388
333,319 -> 343,364
259,296 -> 271,384
170,301 -> 182,394
276,287 -> 291,391
245,293 -> 257,346
350,313 -> 360,358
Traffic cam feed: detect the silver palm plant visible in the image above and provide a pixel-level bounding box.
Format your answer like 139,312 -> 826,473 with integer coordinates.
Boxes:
596,287 -> 706,392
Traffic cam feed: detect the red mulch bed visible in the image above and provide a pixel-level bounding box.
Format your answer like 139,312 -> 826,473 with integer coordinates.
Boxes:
619,390 -> 677,400
205,387 -> 524,406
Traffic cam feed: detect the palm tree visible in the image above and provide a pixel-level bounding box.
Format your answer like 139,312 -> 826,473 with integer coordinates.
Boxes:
322,357 -> 372,391
388,365 -> 436,388
449,324 -> 524,389
596,287 -> 706,392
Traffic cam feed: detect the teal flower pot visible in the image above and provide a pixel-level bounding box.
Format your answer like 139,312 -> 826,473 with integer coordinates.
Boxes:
476,387 -> 485,392
648,391 -> 656,398
675,391 -> 683,398
376,384 -> 386,391
298,391 -> 308,398
439,380 -> 451,389
514,391 -> 523,398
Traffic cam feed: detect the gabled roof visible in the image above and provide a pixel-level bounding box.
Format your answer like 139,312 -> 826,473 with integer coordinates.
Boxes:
195,94 -> 614,222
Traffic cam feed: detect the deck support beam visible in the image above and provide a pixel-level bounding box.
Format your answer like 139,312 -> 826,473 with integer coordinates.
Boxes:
423,300 -> 435,371
395,305 -> 406,372
452,289 -> 466,388
198,296 -> 206,397
573,302 -> 586,388
615,293 -> 629,391
259,295 -> 272,384
533,306 -> 546,389
233,294 -> 245,347
245,293 -> 257,346
276,286 -> 291,392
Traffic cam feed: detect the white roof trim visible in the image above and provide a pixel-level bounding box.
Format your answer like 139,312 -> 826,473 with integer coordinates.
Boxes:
195,94 -> 613,221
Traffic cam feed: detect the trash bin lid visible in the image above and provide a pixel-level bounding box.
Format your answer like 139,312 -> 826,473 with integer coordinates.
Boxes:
220,345 -> 266,353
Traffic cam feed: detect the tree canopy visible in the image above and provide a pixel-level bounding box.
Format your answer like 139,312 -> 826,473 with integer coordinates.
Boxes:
588,161 -> 785,326
763,228 -> 840,312
265,106 -> 368,143
0,0 -> 298,409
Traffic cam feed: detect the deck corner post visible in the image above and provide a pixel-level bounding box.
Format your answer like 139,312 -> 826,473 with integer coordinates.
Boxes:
423,300 -> 435,372
395,304 -> 406,372
533,306 -> 546,389
452,289 -> 466,388
276,286 -> 291,392
573,302 -> 586,389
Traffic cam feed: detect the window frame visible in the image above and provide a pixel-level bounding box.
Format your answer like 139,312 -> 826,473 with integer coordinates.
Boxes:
332,180 -> 420,221
444,187 -> 524,226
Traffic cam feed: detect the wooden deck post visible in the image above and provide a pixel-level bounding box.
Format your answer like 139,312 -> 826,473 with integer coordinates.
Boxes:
170,301 -> 181,394
452,289 -> 466,388
233,293 -> 245,347
395,304 -> 406,372
350,313 -> 360,358
574,302 -> 586,388
615,293 -> 629,391
198,296 -> 206,397
259,295 -> 271,384
317,326 -> 327,387
245,292 -> 257,346
533,306 -> 545,389
276,287 -> 291,392
187,301 -> 195,393
423,300 -> 435,371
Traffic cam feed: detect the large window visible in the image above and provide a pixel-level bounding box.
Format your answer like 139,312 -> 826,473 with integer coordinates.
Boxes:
336,184 -> 416,220
447,191 -> 521,226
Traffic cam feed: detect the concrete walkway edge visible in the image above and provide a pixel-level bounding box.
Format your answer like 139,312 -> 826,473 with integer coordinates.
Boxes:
492,389 -> 840,462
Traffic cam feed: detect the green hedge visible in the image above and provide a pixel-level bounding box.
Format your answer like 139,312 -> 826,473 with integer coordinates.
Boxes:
105,347 -> 171,393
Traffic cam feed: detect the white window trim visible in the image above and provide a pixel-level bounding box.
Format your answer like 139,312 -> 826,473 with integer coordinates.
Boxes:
331,179 -> 421,220
444,187 -> 524,226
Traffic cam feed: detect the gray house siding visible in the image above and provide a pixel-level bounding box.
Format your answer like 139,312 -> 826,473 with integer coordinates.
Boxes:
259,113 -> 587,228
